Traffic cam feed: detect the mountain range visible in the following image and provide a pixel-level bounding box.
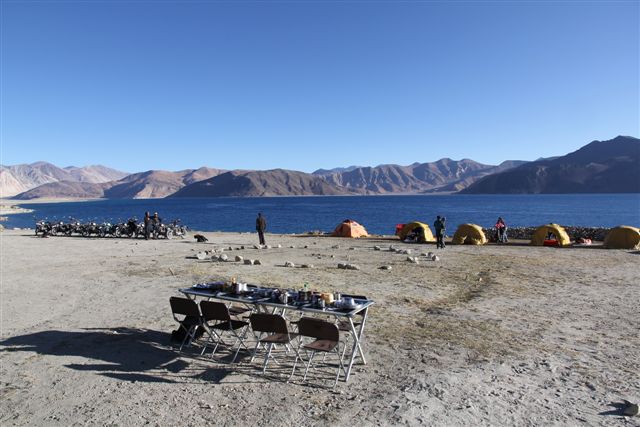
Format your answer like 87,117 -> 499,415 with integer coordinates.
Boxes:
3,136 -> 638,199
461,136 -> 639,194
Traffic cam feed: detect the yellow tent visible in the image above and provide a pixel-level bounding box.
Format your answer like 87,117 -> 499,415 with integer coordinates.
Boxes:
397,222 -> 435,243
331,219 -> 369,238
530,223 -> 571,247
452,224 -> 487,245
604,226 -> 640,249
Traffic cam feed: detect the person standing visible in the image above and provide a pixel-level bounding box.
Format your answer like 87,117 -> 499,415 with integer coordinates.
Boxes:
256,213 -> 266,245
152,212 -> 161,239
434,215 -> 446,249
143,211 -> 152,240
495,217 -> 508,243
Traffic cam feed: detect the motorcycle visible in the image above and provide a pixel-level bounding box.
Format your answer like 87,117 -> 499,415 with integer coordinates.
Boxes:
81,222 -> 101,238
35,220 -> 53,236
166,219 -> 188,239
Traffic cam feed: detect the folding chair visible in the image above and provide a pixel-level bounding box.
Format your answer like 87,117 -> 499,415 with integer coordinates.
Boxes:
290,317 -> 344,389
248,313 -> 299,374
199,300 -> 250,363
169,296 -> 203,352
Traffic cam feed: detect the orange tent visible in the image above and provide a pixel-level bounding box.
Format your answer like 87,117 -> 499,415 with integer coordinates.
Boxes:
331,219 -> 369,238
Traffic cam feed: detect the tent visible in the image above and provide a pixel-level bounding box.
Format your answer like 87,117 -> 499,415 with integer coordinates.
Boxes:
604,226 -> 640,249
452,224 -> 487,245
331,219 -> 369,238
397,221 -> 435,243
530,223 -> 571,247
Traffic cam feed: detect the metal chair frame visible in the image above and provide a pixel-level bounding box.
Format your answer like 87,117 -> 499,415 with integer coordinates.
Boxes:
199,300 -> 250,363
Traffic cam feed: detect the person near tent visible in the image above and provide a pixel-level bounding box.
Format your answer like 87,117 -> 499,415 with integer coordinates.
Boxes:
256,213 -> 267,245
434,215 -> 446,249
495,217 -> 508,243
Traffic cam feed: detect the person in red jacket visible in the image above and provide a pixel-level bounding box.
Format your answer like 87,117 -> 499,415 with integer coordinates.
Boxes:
495,217 -> 508,243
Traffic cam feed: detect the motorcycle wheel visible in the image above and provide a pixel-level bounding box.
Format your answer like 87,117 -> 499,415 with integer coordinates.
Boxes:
82,230 -> 89,238
166,229 -> 173,240
114,229 -> 121,238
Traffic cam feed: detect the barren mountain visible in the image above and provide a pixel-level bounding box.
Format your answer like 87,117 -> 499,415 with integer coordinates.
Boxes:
63,165 -> 129,183
461,136 -> 640,194
0,162 -> 127,197
170,169 -> 350,197
317,159 -> 526,194
11,181 -> 110,200
15,167 -> 224,200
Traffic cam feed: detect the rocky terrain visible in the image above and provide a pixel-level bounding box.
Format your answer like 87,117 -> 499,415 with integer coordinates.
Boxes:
1,230 -> 638,426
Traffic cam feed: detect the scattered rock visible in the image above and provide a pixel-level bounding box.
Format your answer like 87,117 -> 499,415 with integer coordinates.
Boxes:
431,255 -> 440,261
427,252 -> 434,258
345,264 -> 360,270
301,264 -> 313,268
276,244 -> 282,248
337,263 -> 346,269
219,254 -> 228,262
235,255 -> 244,262
265,245 -> 272,249
331,245 -> 340,249
244,259 -> 254,265
373,246 -> 381,251
407,256 -> 419,264
349,247 -> 356,250
379,265 -> 392,270
254,259 -> 262,265
254,244 -> 261,249
240,245 -> 245,249
196,252 -> 207,260
284,261 -> 295,268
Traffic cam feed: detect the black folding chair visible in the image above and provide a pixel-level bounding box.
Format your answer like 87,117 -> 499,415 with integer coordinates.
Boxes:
169,296 -> 203,352
200,300 -> 250,363
290,317 -> 344,389
248,313 -> 299,374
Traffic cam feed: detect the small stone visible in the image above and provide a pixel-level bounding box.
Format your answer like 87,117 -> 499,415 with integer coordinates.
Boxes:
421,253 -> 429,257
407,256 -> 418,264
373,246 -> 381,251
345,264 -> 360,270
244,259 -> 254,265
349,247 -> 355,250
196,252 -> 207,260
265,245 -> 272,249
211,255 -> 220,261
303,245 -> 308,249
332,245 -> 340,249
427,252 -> 434,258
379,265 -> 392,270
405,249 -> 413,255
431,255 -> 440,261
254,244 -> 261,249
289,245 -> 295,249
219,254 -> 228,262
330,255 -> 335,258
284,261 -> 295,268
337,263 -> 347,269
228,246 -> 233,251
241,245 -> 245,249
276,244 -> 282,248
235,255 -> 244,262
301,264 -> 313,268
254,259 -> 262,265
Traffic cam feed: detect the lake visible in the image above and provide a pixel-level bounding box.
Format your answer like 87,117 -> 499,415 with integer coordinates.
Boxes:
4,194 -> 640,234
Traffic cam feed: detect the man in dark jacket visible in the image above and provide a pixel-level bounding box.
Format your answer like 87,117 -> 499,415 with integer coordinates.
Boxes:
434,215 -> 446,249
143,212 -> 152,240
256,213 -> 266,245
152,212 -> 162,239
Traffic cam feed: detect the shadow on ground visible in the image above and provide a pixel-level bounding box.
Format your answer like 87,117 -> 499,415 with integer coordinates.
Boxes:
0,327 -> 232,384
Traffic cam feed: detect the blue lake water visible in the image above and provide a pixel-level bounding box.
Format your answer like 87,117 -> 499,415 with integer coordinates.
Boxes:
4,194 -> 640,234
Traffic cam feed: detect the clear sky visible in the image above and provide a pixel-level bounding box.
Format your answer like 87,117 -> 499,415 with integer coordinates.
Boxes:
1,0 -> 638,173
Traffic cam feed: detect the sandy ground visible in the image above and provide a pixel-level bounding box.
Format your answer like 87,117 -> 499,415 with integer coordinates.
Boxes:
1,229 -> 638,426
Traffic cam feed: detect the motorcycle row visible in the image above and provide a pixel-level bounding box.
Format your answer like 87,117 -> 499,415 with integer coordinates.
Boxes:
34,218 -> 188,240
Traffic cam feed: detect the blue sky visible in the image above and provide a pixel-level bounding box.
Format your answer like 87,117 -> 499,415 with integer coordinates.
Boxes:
1,1 -> 638,173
